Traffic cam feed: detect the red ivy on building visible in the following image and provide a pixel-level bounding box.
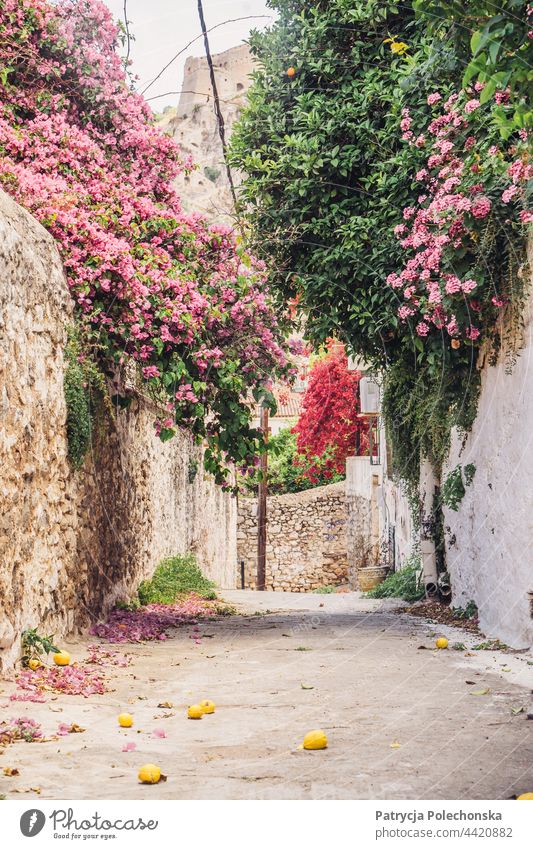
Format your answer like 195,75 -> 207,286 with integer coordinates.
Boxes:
293,347 -> 368,482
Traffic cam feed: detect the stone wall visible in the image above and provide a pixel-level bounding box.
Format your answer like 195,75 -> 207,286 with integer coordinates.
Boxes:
237,482 -> 348,591
0,191 -> 236,673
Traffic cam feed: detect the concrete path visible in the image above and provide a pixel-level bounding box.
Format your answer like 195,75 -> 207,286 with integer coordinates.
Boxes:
1,590 -> 532,800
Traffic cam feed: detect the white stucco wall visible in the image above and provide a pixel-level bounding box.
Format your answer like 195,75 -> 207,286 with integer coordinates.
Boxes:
444,258 -> 533,648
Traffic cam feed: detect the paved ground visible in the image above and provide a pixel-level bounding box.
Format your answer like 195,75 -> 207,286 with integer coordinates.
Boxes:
1,590 -> 532,800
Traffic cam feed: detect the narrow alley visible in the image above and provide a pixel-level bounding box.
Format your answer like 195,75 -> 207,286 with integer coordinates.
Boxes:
2,592 -> 532,801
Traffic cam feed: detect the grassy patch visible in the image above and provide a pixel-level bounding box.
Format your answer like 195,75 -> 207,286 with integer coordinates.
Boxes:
138,553 -> 217,604
313,585 -> 336,594
365,558 -> 424,603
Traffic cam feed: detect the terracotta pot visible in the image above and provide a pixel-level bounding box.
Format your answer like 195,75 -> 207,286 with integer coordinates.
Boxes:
358,566 -> 389,593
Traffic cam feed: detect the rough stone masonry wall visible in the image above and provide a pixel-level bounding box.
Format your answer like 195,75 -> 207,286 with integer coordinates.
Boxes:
237,482 -> 348,591
0,191 -> 236,673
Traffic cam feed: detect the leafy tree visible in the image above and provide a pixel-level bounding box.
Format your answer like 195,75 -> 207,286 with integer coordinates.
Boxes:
229,1 -> 449,364
231,0 -> 530,494
414,0 -> 532,133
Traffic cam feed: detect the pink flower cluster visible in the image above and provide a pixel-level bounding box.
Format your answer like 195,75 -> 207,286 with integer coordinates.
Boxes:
0,715 -> 43,744
91,593 -> 214,642
0,0 -> 288,469
388,90 -> 531,342
11,664 -> 106,702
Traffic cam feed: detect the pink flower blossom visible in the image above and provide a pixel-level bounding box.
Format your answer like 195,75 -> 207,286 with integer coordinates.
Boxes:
502,185 -> 519,204
471,196 -> 491,219
465,325 -> 480,340
464,99 -> 480,114
427,93 -> 442,106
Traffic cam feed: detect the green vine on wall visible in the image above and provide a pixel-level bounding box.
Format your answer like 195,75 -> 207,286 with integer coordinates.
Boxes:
63,327 -> 108,469
440,463 -> 476,511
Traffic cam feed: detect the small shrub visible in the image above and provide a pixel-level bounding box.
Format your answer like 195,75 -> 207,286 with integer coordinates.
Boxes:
452,601 -> 478,620
365,557 -> 424,603
137,553 -> 217,604
313,585 -> 336,594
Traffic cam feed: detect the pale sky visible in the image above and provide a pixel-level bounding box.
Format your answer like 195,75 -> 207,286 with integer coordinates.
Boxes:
103,0 -> 275,109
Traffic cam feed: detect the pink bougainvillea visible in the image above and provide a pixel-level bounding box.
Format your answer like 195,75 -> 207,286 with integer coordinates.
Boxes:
0,0 -> 289,480
91,593 -> 214,643
0,716 -> 43,744
11,665 -> 106,701
388,90 -> 531,344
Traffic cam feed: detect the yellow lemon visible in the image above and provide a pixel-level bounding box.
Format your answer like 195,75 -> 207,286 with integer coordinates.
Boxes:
435,637 -> 448,649
138,764 -> 161,784
517,793 -> 533,800
200,700 -> 215,714
303,729 -> 328,750
28,658 -> 42,671
53,651 -> 71,666
188,704 -> 204,719
118,713 -> 133,728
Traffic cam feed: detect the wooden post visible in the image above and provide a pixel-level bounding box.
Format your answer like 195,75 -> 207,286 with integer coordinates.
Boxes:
256,405 -> 269,591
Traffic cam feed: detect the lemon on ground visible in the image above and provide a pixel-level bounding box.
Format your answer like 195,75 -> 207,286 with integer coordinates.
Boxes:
53,650 -> 71,666
303,729 -> 328,750
118,713 -> 133,728
188,704 -> 204,719
517,792 -> 533,800
200,700 -> 215,714
138,764 -> 161,784
435,637 -> 448,649
28,658 -> 42,670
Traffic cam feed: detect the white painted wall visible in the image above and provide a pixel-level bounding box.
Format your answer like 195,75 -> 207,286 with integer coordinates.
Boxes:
444,265 -> 533,648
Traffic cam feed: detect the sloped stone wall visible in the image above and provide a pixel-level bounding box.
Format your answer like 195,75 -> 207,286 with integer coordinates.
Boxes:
237,482 -> 348,591
0,191 -> 236,673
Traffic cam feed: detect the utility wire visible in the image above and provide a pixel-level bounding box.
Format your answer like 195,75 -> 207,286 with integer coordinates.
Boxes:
197,0 -> 239,217
140,15 -> 270,97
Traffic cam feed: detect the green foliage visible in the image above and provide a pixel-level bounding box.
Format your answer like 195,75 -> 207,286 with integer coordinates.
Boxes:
414,0 -> 532,133
137,553 -> 217,604
64,327 -> 108,469
452,600 -> 478,619
365,556 -> 425,602
313,585 -> 336,594
21,628 -> 59,666
204,165 -> 221,182
382,356 -> 480,494
240,427 -> 344,495
230,2 -> 418,362
440,463 -> 476,510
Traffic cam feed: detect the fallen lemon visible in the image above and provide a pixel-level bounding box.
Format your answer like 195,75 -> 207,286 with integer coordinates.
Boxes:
517,792 -> 533,800
435,637 -> 448,649
286,66 -> 296,78
200,700 -> 215,714
138,764 -> 161,784
188,704 -> 204,719
28,658 -> 42,671
303,729 -> 328,750
53,651 -> 71,666
118,713 -> 133,728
